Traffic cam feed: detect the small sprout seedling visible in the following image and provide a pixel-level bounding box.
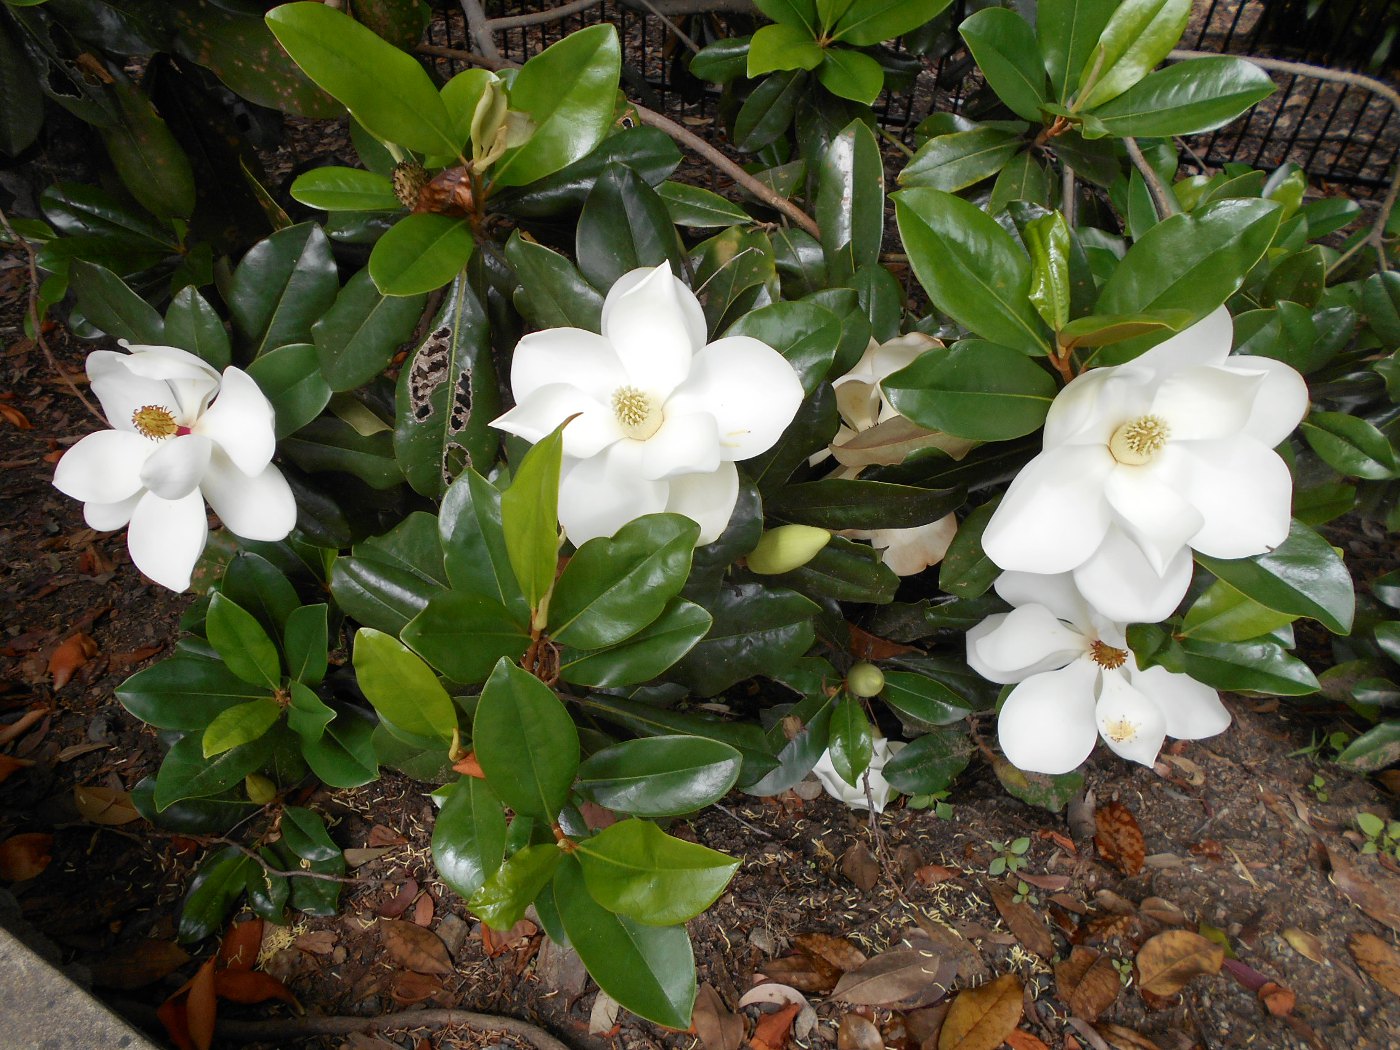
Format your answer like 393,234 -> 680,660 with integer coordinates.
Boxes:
1307,772 -> 1330,802
1356,812 -> 1400,861
1112,956 -> 1134,986
907,791 -> 954,819
987,836 -> 1031,876
1011,878 -> 1038,905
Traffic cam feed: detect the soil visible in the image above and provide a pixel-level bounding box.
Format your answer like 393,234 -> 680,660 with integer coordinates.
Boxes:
5,5 -> 1400,1050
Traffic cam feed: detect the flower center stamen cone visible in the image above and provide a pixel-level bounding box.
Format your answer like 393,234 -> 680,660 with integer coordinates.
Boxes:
132,405 -> 180,440
1108,414 -> 1170,465
1090,640 -> 1128,670
611,385 -> 662,440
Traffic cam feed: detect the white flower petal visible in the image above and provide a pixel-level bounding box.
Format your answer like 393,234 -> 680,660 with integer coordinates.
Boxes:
201,451 -> 298,541
639,412 -> 721,480
982,444 -> 1116,574
126,489 -> 208,592
664,461 -> 740,545
1163,439 -> 1293,559
996,660 -> 1101,775
1043,368 -> 1153,448
140,434 -> 212,500
53,430 -> 152,504
194,367 -> 277,474
600,265 -> 701,398
866,514 -> 957,576
84,492 -> 143,532
116,343 -> 222,420
1131,306 -> 1233,376
492,383 -> 623,459
1094,669 -> 1168,767
834,379 -> 881,432
1230,356 -> 1310,447
665,336 -> 803,462
1073,526 -> 1193,624
558,442 -> 668,544
969,603 -> 1088,683
993,570 -> 1095,628
510,327 -> 628,404
1129,663 -> 1231,740
1103,464 -> 1204,575
86,352 -> 178,433
1149,364 -> 1261,441
811,738 -> 903,812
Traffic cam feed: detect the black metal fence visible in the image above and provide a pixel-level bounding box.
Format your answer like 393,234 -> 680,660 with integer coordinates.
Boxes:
426,1 -> 1399,196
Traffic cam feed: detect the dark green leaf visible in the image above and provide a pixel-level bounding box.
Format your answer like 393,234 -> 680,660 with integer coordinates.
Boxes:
69,261 -> 165,344
816,118 -> 884,280
1090,56 -> 1276,139
401,591 -> 531,684
900,127 -> 1023,193
1038,0 -> 1117,103
829,0 -> 951,45
228,223 -> 339,358
767,478 -> 964,530
959,8 -> 1049,122
1179,579 -> 1297,643
440,468 -> 529,618
504,232 -> 604,331
432,776 -> 508,899
1075,0 -> 1192,111
179,846 -> 256,942
329,510 -> 448,635
474,658 -> 579,818
828,698 -> 873,786
671,582 -> 818,697
102,72 -> 196,221
1179,636 -> 1320,695
155,731 -> 275,810
281,417 -> 403,489
657,182 -> 752,228
500,421 -> 565,616
1301,411 -> 1400,481
885,340 -> 1056,440
118,656 -> 271,731
880,671 -> 974,730
281,806 -> 341,863
577,736 -> 742,817
165,286 -> 231,369
558,597 -> 713,689
882,727 -> 973,793
247,342 -> 331,438
1336,721 -> 1400,773
367,213 -> 474,297
206,593 -> 282,690
576,165 -> 683,290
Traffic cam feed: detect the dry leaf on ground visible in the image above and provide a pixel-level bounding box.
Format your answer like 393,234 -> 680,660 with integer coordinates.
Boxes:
187,957 -> 218,1050
1258,980 -> 1295,1016
738,983 -> 811,1010
692,983 -> 743,1050
0,832 -> 52,881
937,973 -> 1023,1050
1005,1032 -> 1052,1050
0,754 -> 32,786
1350,932 -> 1400,996
831,948 -> 955,1007
1283,927 -> 1327,964
48,632 -> 97,689
796,932 -> 867,972
759,952 -> 840,994
750,1002 -> 801,1050
1134,930 -> 1224,996
1054,947 -> 1121,1022
390,971 -> 443,1006
214,969 -> 299,1007
73,784 -> 140,825
1094,802 -> 1146,877
837,1013 -> 883,1050
379,918 -> 454,974
217,919 -> 264,970
90,941 -> 191,990
1327,844 -> 1400,934
1095,1023 -> 1163,1049
990,882 -> 1055,958
841,842 -> 880,891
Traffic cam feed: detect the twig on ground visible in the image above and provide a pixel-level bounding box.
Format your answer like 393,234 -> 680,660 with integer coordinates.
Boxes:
713,802 -> 774,839
1123,136 -> 1177,220
414,42 -> 823,239
0,206 -> 103,423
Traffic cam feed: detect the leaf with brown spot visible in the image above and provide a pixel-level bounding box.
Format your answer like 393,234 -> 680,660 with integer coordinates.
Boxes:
750,1001 -> 801,1050
1005,1032 -> 1052,1050
692,983 -> 743,1050
217,919 -> 264,971
989,882 -> 1054,959
795,933 -> 867,973
936,973 -> 1023,1050
1283,927 -> 1327,964
1094,802 -> 1145,876
841,841 -> 880,891
1134,930 -> 1224,996
390,970 -> 443,1006
215,969 -> 299,1007
1095,1023 -> 1163,1050
837,1013 -> 883,1050
832,949 -> 955,1007
48,632 -> 98,689
1054,947 -> 1121,1022
90,941 -> 191,989
0,832 -> 52,880
1327,844 -> 1400,934
453,751 -> 486,777
74,785 -> 140,825
379,918 -> 454,975
1350,932 -> 1400,996
187,957 -> 218,1050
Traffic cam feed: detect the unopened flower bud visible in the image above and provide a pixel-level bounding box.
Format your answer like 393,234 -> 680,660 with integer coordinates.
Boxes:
846,661 -> 885,698
746,524 -> 830,574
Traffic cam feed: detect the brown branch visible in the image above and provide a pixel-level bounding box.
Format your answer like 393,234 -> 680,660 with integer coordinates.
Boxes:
460,0 -> 502,62
486,0 -> 600,30
1122,136 -> 1177,220
0,206 -> 104,423
413,43 -> 823,240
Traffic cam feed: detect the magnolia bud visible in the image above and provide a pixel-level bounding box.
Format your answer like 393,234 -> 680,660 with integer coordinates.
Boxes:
846,661 -> 885,698
244,773 -> 277,805
746,524 -> 830,575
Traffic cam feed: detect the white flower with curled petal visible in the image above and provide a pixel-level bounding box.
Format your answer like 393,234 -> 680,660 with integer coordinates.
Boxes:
981,307 -> 1309,623
811,736 -> 906,812
491,263 -> 804,545
52,343 -> 296,592
967,571 -> 1230,774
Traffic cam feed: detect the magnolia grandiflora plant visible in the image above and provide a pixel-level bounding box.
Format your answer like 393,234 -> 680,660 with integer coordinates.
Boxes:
52,343 -> 295,591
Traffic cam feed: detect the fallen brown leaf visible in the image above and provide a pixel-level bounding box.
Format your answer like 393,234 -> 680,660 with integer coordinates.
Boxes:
377,878 -> 418,918
831,948 -> 955,1007
1094,802 -> 1146,877
1095,1023 -> 1163,1050
795,933 -> 867,973
1283,927 -> 1327,964
294,929 -> 337,955
915,864 -> 963,886
188,957 -> 218,1050
756,952 -> 838,994
367,825 -> 407,847
1259,980 -> 1295,1017
0,402 -> 32,429
841,842 -> 880,892
1327,843 -> 1400,934
750,1002 -> 801,1050
389,970 -> 443,1006
218,919 -> 264,971
847,622 -> 921,660
692,984 -> 743,1050
1350,932 -> 1400,997
1137,898 -> 1186,927
837,1014 -> 883,1050
1134,930 -> 1224,997
937,974 -> 1023,1050
0,706 -> 47,746
344,846 -> 394,868
990,882 -> 1055,959
412,890 -> 435,926
0,753 -> 33,785
1054,947 -> 1121,1022
0,832 -> 53,880
379,918 -> 454,975
74,784 -> 140,825
90,941 -> 191,989
48,632 -> 97,690
215,969 -> 299,1007
1005,1032 -> 1052,1050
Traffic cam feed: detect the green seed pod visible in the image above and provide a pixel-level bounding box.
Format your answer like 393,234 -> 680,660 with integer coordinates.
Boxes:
244,773 -> 277,806
846,661 -> 885,698
746,524 -> 831,575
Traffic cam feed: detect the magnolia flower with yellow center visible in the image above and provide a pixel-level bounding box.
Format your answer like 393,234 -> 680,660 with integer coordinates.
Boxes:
492,264 -> 804,545
52,344 -> 296,591
967,571 -> 1230,773
981,308 -> 1309,623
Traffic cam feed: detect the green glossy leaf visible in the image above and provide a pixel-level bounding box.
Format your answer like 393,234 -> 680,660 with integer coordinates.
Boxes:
102,72 -> 196,221
755,0 -> 818,33
118,656 -> 272,731
202,698 -> 282,758
280,603 -> 327,688
302,708 -> 379,788
993,758 -> 1082,813
576,165 -> 683,290
1038,0 -> 1118,103
1075,0 -> 1191,111
247,342 -> 331,438
672,582 -> 818,697
228,222 -> 339,358
281,417 -> 403,489
988,150 -> 1052,212
1090,57 -> 1276,138
733,70 -> 806,152
206,593 -> 282,689
165,286 -> 230,369
724,299 -> 843,395
885,340 -> 1056,440
0,15 -> 42,155
576,818 -> 739,925
500,421 -> 565,616
401,591 -> 531,684
1363,271 -> 1400,347
432,776 -> 508,899
1194,519 -> 1354,635
290,166 -> 403,211
815,47 -> 884,105
490,25 -> 621,187
1180,579 -> 1297,643
828,697 -> 873,786
894,187 -> 1049,355
550,514 -> 699,650
352,627 -> 458,744
490,126 -> 680,219
959,8 -> 1049,122
1336,721 -> 1400,773
265,2 -> 459,156
880,671 -> 974,730
1025,212 -> 1071,331
474,658 -> 579,818
816,118 -> 884,280
287,680 -> 334,743
69,260 -> 164,344
829,0 -> 951,46
440,468 -> 528,618
772,535 -> 899,604
281,805 -> 341,863
553,856 -> 695,1028
767,477 -> 964,530
937,499 -> 999,599
329,511 -> 448,635
558,597 -> 713,689
503,231 -> 604,331
1178,636 -> 1319,695
748,22 -> 824,76
368,213 -> 474,297
577,736 -> 742,818
1301,411 -> 1400,480
882,727 -> 972,793
155,730 -> 275,810
657,182 -> 751,228
179,846 -> 256,942
900,126 -> 1023,193
469,842 -> 562,929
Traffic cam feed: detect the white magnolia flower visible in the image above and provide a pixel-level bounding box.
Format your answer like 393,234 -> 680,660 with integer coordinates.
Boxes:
52,343 -> 296,592
981,308 -> 1308,623
967,571 -> 1230,774
492,264 -> 803,545
811,736 -> 906,812
862,516 -> 959,577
